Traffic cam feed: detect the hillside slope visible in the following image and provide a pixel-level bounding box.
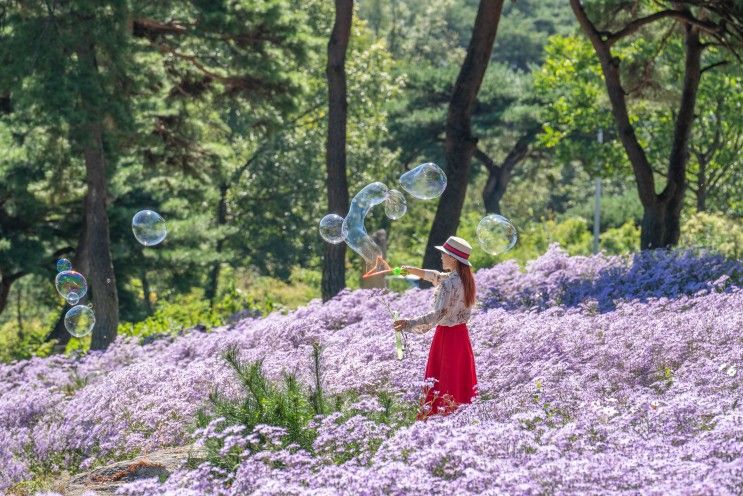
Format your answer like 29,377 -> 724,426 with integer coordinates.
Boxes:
2,246 -> 742,495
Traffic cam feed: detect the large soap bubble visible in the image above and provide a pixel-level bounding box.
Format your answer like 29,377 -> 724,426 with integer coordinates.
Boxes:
132,210 -> 167,246
384,189 -> 407,220
64,305 -> 95,338
55,270 -> 88,302
399,162 -> 447,200
56,258 -> 72,272
342,182 -> 389,269
319,214 -> 345,244
476,214 -> 518,255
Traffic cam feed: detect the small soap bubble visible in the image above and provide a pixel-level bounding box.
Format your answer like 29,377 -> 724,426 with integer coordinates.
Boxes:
399,162 -> 447,200
64,305 -> 96,338
476,214 -> 519,256
66,293 -> 80,305
56,258 -> 72,272
384,189 -> 407,220
319,214 -> 345,244
55,271 -> 88,302
132,210 -> 167,246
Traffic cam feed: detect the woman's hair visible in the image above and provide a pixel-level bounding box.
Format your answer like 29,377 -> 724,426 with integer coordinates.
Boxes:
457,261 -> 476,308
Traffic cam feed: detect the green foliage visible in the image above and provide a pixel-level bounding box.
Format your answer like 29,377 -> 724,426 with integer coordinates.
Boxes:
197,345 -> 328,471
535,35 -> 631,178
117,280 -> 287,343
223,15 -> 402,280
231,266 -> 321,313
601,221 -> 640,255
118,291 -> 224,340
196,344 -> 417,472
680,212 -> 743,260
563,186 -> 643,231
0,318 -> 56,364
685,65 -> 743,217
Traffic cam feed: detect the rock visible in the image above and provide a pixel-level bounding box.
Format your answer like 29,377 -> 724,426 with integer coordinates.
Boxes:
59,444 -> 207,496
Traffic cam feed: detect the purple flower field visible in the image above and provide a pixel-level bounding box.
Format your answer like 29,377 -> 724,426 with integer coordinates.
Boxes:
2,245 -> 742,495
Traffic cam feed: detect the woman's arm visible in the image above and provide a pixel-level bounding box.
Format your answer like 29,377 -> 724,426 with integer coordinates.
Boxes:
401,266 -> 448,286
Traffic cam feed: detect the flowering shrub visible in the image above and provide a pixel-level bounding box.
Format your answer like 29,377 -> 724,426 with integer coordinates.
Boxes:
2,246 -> 742,494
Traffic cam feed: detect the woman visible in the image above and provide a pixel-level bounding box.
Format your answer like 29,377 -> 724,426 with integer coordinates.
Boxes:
394,236 -> 478,420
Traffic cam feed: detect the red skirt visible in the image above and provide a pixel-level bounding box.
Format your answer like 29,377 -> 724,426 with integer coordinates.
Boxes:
417,323 -> 478,420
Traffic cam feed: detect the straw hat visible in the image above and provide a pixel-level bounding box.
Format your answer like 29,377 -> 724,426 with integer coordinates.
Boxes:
435,236 -> 472,266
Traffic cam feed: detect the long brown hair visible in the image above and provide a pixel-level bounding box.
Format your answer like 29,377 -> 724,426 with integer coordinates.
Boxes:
457,261 -> 476,308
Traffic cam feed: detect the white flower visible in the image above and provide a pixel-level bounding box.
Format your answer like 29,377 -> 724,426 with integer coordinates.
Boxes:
727,365 -> 737,377
602,406 -> 618,418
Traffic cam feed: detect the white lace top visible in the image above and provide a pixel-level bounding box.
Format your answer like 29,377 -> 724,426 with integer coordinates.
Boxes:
405,269 -> 472,334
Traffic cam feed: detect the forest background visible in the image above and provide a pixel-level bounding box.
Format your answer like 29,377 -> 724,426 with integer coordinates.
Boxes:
0,0 -> 741,362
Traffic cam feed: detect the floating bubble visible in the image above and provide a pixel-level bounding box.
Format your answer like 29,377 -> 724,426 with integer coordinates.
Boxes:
66,293 -> 80,305
132,210 -> 167,246
64,305 -> 95,338
399,162 -> 447,200
384,189 -> 407,220
342,182 -> 389,270
55,270 -> 88,302
476,214 -> 518,255
56,258 -> 72,272
319,214 -> 345,244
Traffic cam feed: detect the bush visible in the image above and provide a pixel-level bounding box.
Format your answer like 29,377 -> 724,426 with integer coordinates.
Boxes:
0,318 -> 56,363
195,343 -> 417,472
680,212 -> 743,260
601,220 -> 639,255
118,291 -> 225,340
228,266 -> 321,313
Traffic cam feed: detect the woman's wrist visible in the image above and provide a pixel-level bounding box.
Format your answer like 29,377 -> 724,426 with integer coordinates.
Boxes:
401,265 -> 422,276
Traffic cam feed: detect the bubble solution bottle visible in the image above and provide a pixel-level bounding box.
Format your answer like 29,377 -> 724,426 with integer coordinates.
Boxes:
393,310 -> 405,360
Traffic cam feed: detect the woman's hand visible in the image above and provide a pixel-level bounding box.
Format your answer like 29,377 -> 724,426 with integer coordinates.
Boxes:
393,319 -> 408,332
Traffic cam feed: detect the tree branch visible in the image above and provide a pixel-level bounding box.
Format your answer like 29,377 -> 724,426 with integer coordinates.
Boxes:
606,10 -> 721,46
664,14 -> 703,201
701,60 -> 729,74
708,161 -> 737,191
132,18 -> 188,38
473,147 -> 498,173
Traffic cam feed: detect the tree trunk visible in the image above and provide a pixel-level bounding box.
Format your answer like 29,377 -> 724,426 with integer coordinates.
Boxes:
476,130 -> 534,214
206,183 -> 228,304
81,122 -> 119,350
322,0 -> 352,302
421,0 -> 505,275
16,284 -> 23,341
0,272 -> 22,318
141,267 -> 153,315
570,0 -> 703,249
76,40 -> 119,350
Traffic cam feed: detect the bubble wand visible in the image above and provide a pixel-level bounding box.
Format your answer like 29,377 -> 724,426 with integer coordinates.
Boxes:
363,260 -> 407,279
